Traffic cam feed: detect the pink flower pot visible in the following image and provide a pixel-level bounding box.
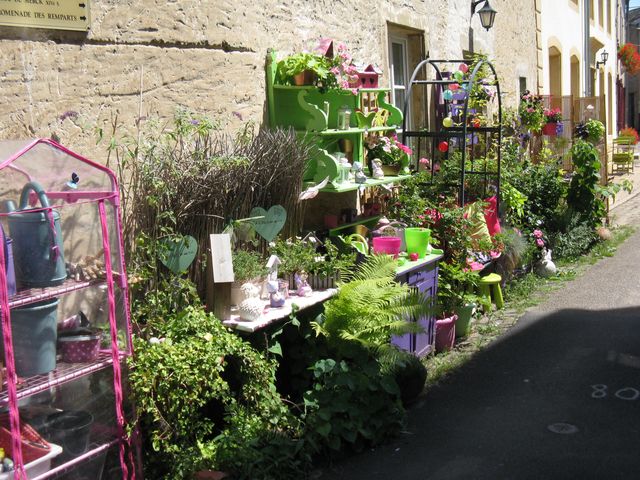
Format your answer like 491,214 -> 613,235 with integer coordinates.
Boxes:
435,314 -> 458,353
372,236 -> 402,258
542,122 -> 557,136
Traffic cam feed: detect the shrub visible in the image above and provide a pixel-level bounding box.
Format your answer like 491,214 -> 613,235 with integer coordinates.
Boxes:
129,306 -> 305,478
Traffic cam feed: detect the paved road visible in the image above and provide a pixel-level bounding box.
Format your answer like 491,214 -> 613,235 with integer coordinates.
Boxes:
320,200 -> 640,479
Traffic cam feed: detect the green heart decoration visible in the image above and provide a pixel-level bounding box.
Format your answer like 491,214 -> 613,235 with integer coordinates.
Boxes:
159,235 -> 198,273
250,205 -> 287,242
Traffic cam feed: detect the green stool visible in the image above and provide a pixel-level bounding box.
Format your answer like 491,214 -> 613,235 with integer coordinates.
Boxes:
478,273 -> 504,312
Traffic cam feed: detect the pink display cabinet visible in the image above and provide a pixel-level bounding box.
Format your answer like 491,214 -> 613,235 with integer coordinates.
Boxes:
0,139 -> 139,479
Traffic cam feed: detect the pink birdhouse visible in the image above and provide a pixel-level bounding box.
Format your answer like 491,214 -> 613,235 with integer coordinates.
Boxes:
355,64 -> 383,88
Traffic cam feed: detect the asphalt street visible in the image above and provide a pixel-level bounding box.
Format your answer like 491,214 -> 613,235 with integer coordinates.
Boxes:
320,194 -> 640,480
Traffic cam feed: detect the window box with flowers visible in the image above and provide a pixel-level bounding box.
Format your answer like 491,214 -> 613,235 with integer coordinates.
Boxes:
365,134 -> 412,176
542,108 -> 563,136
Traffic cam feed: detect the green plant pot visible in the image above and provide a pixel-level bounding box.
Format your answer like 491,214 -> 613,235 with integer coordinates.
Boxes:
454,302 -> 475,338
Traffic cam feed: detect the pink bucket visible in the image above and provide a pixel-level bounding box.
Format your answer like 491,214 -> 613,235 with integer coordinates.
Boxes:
372,236 -> 402,258
435,314 -> 458,353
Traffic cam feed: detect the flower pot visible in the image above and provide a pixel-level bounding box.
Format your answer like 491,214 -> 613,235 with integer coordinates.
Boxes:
435,314 -> 458,353
372,236 -> 402,258
381,164 -> 401,176
44,410 -> 93,462
404,227 -> 431,259
454,303 -> 475,338
1,298 -> 59,377
293,70 -> 316,86
230,279 -> 262,306
542,122 -> 557,136
58,328 -> 102,363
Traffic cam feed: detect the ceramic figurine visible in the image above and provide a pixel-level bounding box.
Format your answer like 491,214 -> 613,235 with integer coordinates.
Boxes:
371,158 -> 384,179
535,248 -> 557,278
266,280 -> 285,308
352,161 -> 367,184
238,282 -> 264,321
295,271 -> 313,297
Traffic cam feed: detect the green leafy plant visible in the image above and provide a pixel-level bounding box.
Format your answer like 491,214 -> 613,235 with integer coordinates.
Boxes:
276,52 -> 330,85
270,237 -> 355,277
567,139 -> 605,228
436,262 -> 482,317
518,91 -> 545,132
313,255 -> 431,349
302,357 -> 405,456
575,119 -> 605,144
129,306 -> 304,479
233,250 -> 268,282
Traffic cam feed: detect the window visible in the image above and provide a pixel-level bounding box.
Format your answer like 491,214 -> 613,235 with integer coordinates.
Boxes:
519,77 -> 527,99
389,36 -> 410,121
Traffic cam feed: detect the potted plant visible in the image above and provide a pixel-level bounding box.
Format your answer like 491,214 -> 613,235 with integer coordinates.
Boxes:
542,108 -> 562,136
276,52 -> 330,86
619,126 -> 640,144
270,237 -> 355,290
574,119 -> 605,145
231,250 -> 268,306
364,133 -> 411,176
518,91 -> 545,133
618,43 -> 640,76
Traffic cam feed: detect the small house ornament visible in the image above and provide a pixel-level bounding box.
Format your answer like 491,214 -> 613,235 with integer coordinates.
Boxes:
354,63 -> 383,88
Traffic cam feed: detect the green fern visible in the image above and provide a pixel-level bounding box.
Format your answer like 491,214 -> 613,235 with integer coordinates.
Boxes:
313,255 -> 433,349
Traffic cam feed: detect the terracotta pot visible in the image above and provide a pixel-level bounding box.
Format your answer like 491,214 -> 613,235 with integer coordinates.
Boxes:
381,164 -> 401,176
293,70 -> 316,86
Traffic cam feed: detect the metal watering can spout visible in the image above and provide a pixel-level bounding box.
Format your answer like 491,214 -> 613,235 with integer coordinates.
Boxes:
1,200 -> 16,214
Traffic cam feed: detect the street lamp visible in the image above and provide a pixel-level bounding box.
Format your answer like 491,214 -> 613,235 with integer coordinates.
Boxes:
596,50 -> 609,68
471,0 -> 498,31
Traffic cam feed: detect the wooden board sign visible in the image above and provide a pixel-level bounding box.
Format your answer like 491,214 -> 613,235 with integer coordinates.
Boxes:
209,233 -> 234,283
0,0 -> 90,31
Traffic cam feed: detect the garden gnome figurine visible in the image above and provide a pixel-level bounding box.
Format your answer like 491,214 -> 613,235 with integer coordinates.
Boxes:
371,159 -> 384,179
266,280 -> 285,308
295,271 -> 313,297
535,248 -> 557,278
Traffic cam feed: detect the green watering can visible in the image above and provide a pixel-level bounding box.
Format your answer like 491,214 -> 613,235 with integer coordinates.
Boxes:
342,234 -> 369,255
4,181 -> 66,288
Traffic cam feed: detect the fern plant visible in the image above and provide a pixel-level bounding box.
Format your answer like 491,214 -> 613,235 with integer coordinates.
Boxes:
313,255 -> 432,350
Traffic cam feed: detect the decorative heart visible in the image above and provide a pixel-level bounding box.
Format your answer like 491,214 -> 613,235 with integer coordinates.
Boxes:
159,235 -> 198,274
249,205 -> 287,242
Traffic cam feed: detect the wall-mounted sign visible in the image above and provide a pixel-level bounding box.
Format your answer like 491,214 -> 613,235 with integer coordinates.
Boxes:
0,0 -> 90,32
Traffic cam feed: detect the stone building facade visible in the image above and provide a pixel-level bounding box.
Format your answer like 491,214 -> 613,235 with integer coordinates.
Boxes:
0,0 -> 538,161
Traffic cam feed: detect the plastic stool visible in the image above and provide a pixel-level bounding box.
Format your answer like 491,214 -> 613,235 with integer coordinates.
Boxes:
478,273 -> 504,312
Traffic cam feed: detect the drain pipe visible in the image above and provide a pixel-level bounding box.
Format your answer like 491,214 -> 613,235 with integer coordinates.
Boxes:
584,0 -> 591,97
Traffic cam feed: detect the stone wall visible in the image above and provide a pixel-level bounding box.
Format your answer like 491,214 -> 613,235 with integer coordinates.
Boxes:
0,0 -> 538,162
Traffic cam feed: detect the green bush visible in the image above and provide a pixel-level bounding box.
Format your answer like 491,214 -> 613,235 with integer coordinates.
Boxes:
303,357 -> 405,456
129,306 -> 305,479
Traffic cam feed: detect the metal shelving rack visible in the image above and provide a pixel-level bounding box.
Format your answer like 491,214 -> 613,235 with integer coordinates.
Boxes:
402,57 -> 502,207
0,139 -> 138,479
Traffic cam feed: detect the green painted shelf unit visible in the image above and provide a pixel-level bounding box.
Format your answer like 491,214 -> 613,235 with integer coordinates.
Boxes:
265,50 -> 407,192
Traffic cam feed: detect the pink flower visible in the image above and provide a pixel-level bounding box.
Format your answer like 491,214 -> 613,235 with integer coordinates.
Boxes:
350,88 -> 359,95
397,143 -> 412,155
536,238 -> 544,247
419,157 -> 430,166
533,229 -> 543,238
330,67 -> 340,76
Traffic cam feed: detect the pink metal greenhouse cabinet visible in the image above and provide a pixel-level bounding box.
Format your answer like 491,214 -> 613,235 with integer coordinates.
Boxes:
0,139 -> 139,479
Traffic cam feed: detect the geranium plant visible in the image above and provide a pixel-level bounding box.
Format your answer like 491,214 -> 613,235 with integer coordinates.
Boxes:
619,126 -> 640,144
543,108 -> 562,123
519,91 -> 545,132
618,43 -> 640,76
365,134 -> 412,166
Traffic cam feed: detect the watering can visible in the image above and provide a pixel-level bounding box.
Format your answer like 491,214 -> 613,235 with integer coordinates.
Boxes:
342,234 -> 369,256
4,181 -> 66,288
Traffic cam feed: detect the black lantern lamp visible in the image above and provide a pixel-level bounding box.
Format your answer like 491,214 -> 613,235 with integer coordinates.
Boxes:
596,50 -> 609,68
471,0 -> 497,31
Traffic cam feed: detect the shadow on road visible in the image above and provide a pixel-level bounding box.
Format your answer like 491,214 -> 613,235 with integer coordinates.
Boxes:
321,307 -> 640,480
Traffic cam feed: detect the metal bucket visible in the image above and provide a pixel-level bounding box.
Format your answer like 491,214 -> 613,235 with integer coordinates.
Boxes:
6,181 -> 66,288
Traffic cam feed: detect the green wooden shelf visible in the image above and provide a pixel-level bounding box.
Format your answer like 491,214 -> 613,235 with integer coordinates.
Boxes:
327,216 -> 381,235
315,126 -> 400,136
318,174 -> 412,193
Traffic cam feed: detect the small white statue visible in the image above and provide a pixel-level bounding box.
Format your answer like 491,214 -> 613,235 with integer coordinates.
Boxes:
352,161 -> 367,184
238,282 -> 264,321
535,248 -> 557,278
371,159 -> 384,179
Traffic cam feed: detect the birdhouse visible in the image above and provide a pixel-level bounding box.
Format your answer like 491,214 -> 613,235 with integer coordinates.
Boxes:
355,64 -> 383,88
316,38 -> 334,58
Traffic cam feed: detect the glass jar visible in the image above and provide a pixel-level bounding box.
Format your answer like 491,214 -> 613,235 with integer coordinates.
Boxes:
337,105 -> 352,130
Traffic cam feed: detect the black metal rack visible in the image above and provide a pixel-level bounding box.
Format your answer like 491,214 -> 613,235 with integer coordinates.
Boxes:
401,58 -> 502,207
